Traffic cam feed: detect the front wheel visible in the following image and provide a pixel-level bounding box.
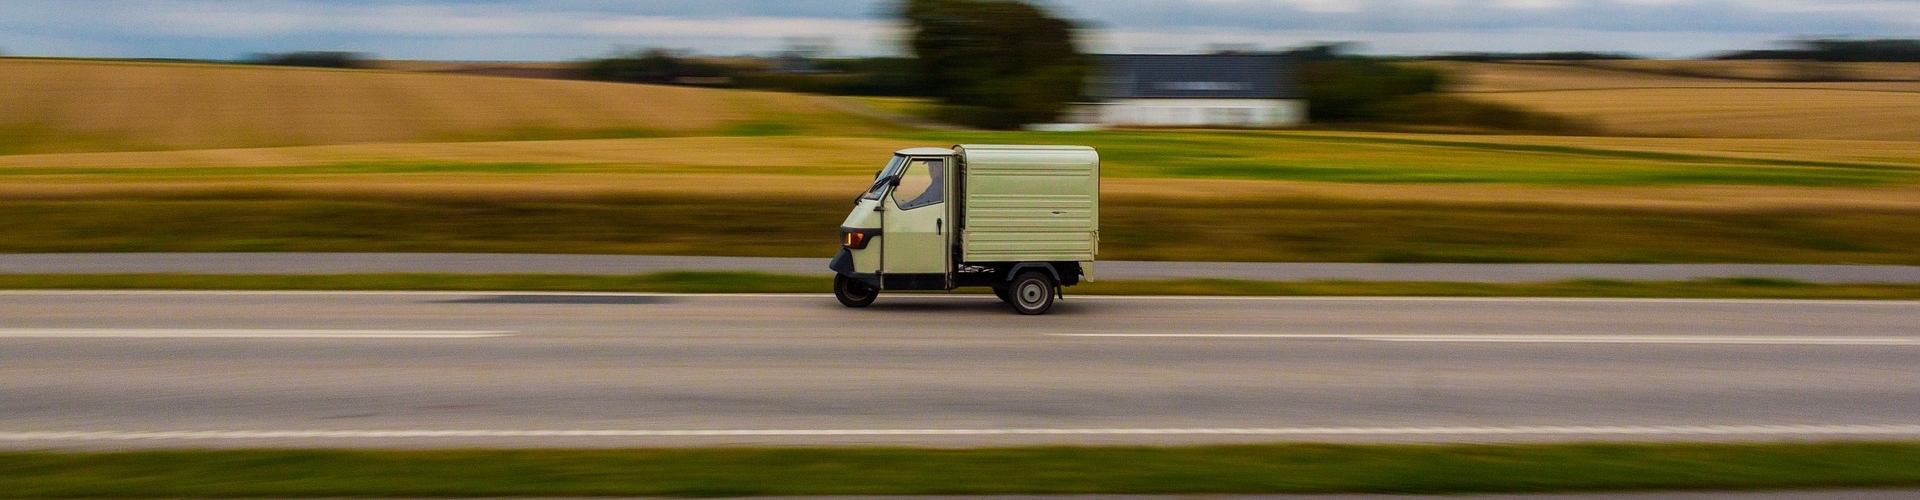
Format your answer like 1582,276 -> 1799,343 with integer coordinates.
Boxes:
834,274 -> 878,308
1008,271 -> 1056,315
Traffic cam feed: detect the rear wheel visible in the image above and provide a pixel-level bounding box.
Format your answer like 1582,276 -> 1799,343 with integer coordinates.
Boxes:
834,274 -> 878,308
992,286 -> 1012,303
1008,271 -> 1056,315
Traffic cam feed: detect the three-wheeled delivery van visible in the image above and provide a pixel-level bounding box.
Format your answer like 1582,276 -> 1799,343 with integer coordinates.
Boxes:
829,144 -> 1098,315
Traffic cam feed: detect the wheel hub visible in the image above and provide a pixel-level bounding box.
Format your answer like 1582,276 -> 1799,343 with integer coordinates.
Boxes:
1020,284 -> 1044,303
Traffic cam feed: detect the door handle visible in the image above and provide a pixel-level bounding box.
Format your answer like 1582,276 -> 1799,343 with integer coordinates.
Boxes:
936,219 -> 943,235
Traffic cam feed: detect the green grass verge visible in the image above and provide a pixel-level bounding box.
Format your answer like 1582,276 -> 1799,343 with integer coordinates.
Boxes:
3,273 -> 1919,300
5,194 -> 1919,264
8,129 -> 1918,186
0,272 -> 830,294
4,442 -> 1920,497
1078,276 -> 1920,299
892,130 -> 1920,186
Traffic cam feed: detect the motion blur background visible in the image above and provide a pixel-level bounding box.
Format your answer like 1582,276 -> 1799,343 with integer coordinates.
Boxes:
1,0 -> 1918,265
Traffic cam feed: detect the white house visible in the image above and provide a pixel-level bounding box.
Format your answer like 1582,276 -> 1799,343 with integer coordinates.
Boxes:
1079,54 -> 1304,128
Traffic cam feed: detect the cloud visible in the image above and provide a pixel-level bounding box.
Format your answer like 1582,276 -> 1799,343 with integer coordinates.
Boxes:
1051,0 -> 1920,33
0,0 -> 901,58
1084,26 -> 1788,57
1,0 -> 1916,59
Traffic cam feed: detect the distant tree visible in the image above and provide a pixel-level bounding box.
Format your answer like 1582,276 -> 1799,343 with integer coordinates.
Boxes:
1286,44 -> 1446,122
1806,39 -> 1920,62
247,51 -> 371,69
1279,43 -> 1590,133
735,57 -> 929,96
1713,38 -> 1920,62
900,0 -> 1087,129
585,48 -> 736,86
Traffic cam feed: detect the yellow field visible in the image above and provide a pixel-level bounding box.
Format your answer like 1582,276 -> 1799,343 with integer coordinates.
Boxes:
1427,61 -> 1920,140
4,133 -> 1919,212
366,60 -> 580,73
0,58 -> 894,154
1578,59 -> 1920,83
7,132 -> 1918,171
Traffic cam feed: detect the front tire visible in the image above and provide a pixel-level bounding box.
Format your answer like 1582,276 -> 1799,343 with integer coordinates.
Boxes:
834,274 -> 878,308
1008,271 -> 1056,315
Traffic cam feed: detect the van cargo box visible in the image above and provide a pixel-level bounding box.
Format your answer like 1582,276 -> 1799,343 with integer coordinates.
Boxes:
956,144 -> 1099,263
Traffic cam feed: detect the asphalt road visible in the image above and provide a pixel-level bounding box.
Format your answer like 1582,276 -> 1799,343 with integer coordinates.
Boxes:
6,253 -> 1920,283
2,291 -> 1917,449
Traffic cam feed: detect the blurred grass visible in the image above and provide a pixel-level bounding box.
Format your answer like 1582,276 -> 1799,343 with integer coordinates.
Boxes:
429,126 -> 674,143
7,130 -> 1919,186
893,130 -> 1920,186
850,96 -> 943,120
4,193 -> 1916,264
4,442 -> 1920,497
1103,196 -> 1920,263
1078,277 -> 1920,299
1427,60 -> 1920,141
2,274 -> 1918,300
0,272 -> 829,294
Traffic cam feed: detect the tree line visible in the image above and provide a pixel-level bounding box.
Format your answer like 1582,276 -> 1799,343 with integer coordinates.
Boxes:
580,1 -> 1582,131
1713,39 -> 1920,62
584,0 -> 1084,129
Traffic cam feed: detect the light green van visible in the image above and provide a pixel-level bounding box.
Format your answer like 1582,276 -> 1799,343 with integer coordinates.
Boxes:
828,145 -> 1099,315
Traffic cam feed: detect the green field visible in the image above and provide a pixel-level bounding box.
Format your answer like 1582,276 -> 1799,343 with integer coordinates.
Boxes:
902,130 -> 1920,186
5,443 -> 1920,497
4,192 -> 1918,263
8,130 -> 1919,186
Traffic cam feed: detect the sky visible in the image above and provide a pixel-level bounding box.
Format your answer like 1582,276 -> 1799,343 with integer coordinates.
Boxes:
0,0 -> 1915,61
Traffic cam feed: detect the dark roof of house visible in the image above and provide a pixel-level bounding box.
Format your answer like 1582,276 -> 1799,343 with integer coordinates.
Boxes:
1088,53 -> 1298,100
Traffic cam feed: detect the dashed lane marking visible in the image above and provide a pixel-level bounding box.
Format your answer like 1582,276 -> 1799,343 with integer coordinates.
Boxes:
1051,333 -> 1920,345
0,329 -> 513,339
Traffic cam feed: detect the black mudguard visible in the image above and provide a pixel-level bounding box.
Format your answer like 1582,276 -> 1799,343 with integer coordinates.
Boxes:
828,248 -> 883,288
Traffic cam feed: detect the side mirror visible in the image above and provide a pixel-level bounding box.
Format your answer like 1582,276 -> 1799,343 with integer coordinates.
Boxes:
888,176 -> 901,187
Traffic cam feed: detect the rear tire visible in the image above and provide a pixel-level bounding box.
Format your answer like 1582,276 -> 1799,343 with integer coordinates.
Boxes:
992,286 -> 1013,303
1008,271 -> 1056,315
834,274 -> 878,308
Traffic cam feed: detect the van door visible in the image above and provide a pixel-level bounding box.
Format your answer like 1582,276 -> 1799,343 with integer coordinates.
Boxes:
881,156 -> 951,280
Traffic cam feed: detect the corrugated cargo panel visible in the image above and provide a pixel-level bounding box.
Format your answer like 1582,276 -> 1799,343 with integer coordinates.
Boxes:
958,145 -> 1099,263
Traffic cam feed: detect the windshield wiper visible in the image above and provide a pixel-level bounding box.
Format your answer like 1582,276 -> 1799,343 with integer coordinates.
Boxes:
856,175 -> 898,203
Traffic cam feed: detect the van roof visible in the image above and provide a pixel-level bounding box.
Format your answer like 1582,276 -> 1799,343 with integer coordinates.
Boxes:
956,144 -> 1096,152
893,147 -> 955,156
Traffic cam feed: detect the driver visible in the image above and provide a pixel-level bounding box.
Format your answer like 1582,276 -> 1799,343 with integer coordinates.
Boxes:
900,160 -> 945,208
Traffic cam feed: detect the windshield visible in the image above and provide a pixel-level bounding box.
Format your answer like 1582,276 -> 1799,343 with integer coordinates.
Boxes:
860,155 -> 909,201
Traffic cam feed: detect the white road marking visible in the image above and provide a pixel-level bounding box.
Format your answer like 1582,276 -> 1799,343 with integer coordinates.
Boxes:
3,425 -> 1919,441
0,290 -> 1915,306
1051,333 -> 1920,345
0,290 -> 823,298
1078,296 -> 1920,306
0,328 -> 512,339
